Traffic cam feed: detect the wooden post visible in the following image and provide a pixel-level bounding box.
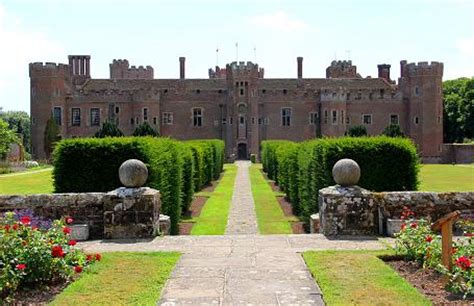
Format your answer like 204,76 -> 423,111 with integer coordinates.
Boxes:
431,210 -> 461,272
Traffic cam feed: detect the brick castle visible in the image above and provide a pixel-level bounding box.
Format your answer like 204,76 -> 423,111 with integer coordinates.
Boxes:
29,55 -> 443,161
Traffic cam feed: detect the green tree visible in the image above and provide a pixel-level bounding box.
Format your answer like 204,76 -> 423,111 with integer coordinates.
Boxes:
0,119 -> 18,159
382,124 -> 405,137
94,120 -> 124,138
346,125 -> 367,137
132,121 -> 159,137
0,110 -> 31,153
443,77 -> 474,143
44,116 -> 61,160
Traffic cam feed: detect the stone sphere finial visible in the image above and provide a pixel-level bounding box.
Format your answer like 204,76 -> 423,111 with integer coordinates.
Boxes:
332,159 -> 360,187
119,159 -> 148,188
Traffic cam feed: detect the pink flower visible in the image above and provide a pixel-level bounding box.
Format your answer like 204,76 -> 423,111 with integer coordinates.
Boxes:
16,264 -> 26,270
20,216 -> 31,225
65,217 -> 74,224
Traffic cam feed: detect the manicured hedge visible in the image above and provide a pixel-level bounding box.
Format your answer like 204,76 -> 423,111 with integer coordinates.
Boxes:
262,137 -> 420,221
53,137 -> 225,235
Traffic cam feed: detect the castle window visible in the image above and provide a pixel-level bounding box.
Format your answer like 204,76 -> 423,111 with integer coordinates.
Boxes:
390,114 -> 399,125
414,116 -> 419,124
362,114 -> 372,125
240,88 -> 245,96
90,108 -> 100,126
258,118 -> 262,125
71,108 -> 81,126
162,112 -> 173,125
346,93 -> 351,100
196,89 -> 201,94
340,110 -> 344,124
115,106 -> 120,114
283,89 -> 288,95
245,82 -> 248,86
143,108 -> 148,121
222,118 -> 227,125
309,112 -> 318,125
229,117 -> 233,125
346,116 -> 351,125
136,117 -> 139,125
164,89 -> 168,93
379,89 -> 385,98
236,82 -> 239,87
153,117 -> 157,125
281,107 -> 291,126
262,89 -> 266,94
130,118 -> 134,125
192,108 -> 203,127
53,107 -> 62,126
251,117 -> 256,124
356,92 -> 362,100
369,92 -> 373,100
332,110 -> 338,125
324,110 -> 328,124
415,86 -> 420,96
218,89 -> 223,94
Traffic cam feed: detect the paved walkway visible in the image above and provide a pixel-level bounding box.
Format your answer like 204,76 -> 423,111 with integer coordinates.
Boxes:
225,161 -> 258,235
78,162 -> 393,305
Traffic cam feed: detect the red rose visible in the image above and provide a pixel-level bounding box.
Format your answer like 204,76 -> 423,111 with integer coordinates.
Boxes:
410,222 -> 417,229
401,223 -> 406,230
74,265 -> 83,273
86,254 -> 93,261
66,217 -> 74,224
68,240 -> 77,246
95,253 -> 102,261
63,227 -> 71,234
425,235 -> 433,243
13,224 -> 19,230
20,216 -> 31,225
4,224 -> 10,232
51,245 -> 65,258
455,256 -> 472,270
16,264 -> 26,270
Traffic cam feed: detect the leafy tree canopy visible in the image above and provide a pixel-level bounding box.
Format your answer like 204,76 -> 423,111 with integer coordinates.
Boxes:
132,121 -> 159,137
94,120 -> 124,138
0,110 -> 30,153
0,119 -> 18,159
382,124 -> 405,137
346,125 -> 368,137
443,77 -> 474,143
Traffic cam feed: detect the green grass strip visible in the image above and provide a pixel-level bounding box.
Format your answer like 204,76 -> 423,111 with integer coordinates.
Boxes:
50,252 -> 180,306
0,168 -> 53,195
250,164 -> 293,234
191,164 -> 237,235
419,164 -> 474,192
303,250 -> 431,305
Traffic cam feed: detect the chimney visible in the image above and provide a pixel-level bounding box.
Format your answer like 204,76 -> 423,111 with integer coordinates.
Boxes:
179,57 -> 185,79
297,57 -> 303,79
377,64 -> 391,81
400,60 -> 407,78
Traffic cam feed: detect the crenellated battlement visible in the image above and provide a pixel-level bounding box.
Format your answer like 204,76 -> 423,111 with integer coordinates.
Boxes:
326,60 -> 360,79
110,59 -> 154,79
29,62 -> 69,78
226,61 -> 264,78
404,61 -> 443,77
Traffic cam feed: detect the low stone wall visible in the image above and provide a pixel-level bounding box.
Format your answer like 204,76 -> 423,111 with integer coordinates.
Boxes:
319,186 -> 474,236
442,144 -> 474,164
0,193 -> 105,238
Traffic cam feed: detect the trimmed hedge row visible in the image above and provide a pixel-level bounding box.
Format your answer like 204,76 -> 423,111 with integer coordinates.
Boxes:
262,137 -> 420,221
53,137 -> 225,235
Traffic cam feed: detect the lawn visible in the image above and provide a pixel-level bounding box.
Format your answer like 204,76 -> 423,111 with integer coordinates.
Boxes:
419,164 -> 474,192
191,164 -> 237,235
50,252 -> 180,305
249,164 -> 293,234
303,250 -> 431,305
0,168 -> 54,194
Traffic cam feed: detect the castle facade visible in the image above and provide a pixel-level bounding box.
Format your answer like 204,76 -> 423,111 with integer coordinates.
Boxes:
29,55 -> 443,161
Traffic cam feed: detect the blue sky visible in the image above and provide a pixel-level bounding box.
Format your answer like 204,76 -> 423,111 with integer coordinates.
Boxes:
0,0 -> 473,112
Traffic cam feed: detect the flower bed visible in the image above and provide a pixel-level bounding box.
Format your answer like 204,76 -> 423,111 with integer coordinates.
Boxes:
0,211 -> 100,302
394,206 -> 473,299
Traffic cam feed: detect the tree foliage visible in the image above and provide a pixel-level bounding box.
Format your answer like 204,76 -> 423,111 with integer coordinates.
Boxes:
43,116 -> 61,160
0,119 -> 18,159
0,111 -> 31,153
346,125 -> 368,137
443,77 -> 474,143
94,120 -> 124,138
382,124 -> 405,137
132,121 -> 159,137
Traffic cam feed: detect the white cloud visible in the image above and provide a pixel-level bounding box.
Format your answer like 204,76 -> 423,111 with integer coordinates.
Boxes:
249,11 -> 312,32
0,4 -> 66,112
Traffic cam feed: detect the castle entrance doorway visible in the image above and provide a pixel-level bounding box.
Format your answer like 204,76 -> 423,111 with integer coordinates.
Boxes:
237,143 -> 248,160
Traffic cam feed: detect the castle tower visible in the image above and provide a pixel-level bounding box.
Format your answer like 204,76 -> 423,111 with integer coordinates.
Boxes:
401,61 -> 444,161
68,55 -> 91,85
29,62 -> 70,159
225,61 -> 264,158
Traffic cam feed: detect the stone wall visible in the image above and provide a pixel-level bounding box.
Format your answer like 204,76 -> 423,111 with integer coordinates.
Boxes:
442,144 -> 474,164
319,186 -> 474,236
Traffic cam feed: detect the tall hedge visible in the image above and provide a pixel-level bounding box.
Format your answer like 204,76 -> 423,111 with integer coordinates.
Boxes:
53,137 -> 225,235
262,137 -> 420,222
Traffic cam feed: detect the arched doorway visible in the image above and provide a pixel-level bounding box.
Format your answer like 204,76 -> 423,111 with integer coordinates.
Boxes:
237,143 -> 248,160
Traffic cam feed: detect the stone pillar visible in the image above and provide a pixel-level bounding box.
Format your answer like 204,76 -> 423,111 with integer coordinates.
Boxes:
86,57 -> 90,77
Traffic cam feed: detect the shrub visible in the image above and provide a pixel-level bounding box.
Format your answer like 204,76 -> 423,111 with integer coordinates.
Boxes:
178,143 -> 195,212
186,143 -> 205,191
132,122 -> 159,137
261,140 -> 292,181
0,212 -> 100,301
382,124 -> 405,137
275,142 -> 300,213
94,120 -> 124,138
346,125 -> 367,137
250,154 -> 256,163
43,116 -> 61,160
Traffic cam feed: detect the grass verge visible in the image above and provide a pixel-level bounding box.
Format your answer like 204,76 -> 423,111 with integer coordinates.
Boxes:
50,252 -> 180,305
0,168 -> 53,194
191,164 -> 237,235
420,164 -> 474,192
303,250 -> 431,305
250,164 -> 293,234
